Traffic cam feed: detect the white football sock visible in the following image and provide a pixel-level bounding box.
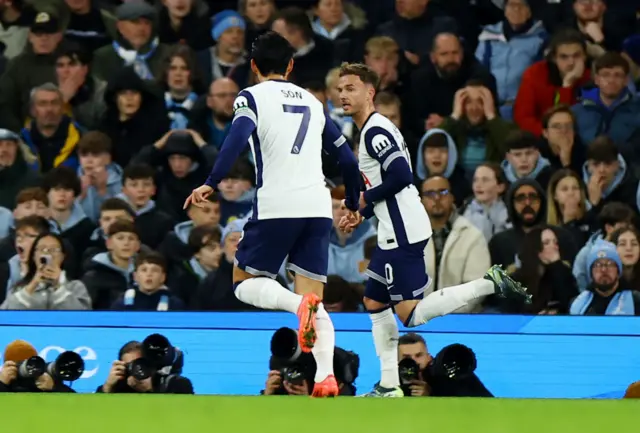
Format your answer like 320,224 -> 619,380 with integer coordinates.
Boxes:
370,308 -> 400,389
408,279 -> 494,327
312,304 -> 335,383
234,277 -> 302,313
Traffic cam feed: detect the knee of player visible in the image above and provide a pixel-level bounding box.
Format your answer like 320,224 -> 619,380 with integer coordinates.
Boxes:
363,296 -> 389,313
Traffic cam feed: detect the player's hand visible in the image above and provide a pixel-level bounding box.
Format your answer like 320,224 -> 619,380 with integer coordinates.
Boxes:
283,380 -> 309,396
339,212 -> 363,234
263,370 -> 282,395
184,185 -> 214,209
409,379 -> 431,396
0,361 -> 17,386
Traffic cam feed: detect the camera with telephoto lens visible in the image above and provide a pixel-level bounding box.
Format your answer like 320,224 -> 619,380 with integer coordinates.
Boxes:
126,334 -> 184,381
16,351 -> 85,381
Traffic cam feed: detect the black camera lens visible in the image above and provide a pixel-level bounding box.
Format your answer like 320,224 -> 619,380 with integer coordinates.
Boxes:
48,351 -> 85,381
127,358 -> 153,380
17,356 -> 46,379
282,366 -> 305,386
271,327 -> 300,363
142,334 -> 174,369
398,358 -> 420,385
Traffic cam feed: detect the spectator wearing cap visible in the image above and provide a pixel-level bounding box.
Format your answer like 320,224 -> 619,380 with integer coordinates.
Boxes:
98,66 -> 170,168
157,0 -> 213,51
196,10 -> 250,89
272,7 -> 334,86
309,0 -> 367,63
513,29 -> 591,136
0,10 -> 66,132
0,129 -> 40,209
62,0 -> 117,54
91,1 -> 172,83
570,240 -> 640,315
572,52 -> 640,147
55,45 -> 107,130
239,0 -> 277,53
0,0 -> 36,59
502,130 -> 552,191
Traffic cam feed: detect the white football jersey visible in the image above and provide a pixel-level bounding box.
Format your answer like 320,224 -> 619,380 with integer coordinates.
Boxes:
358,113 -> 432,250
233,80 -> 332,220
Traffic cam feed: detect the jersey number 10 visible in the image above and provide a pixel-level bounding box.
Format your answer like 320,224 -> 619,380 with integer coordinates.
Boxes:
283,104 -> 311,155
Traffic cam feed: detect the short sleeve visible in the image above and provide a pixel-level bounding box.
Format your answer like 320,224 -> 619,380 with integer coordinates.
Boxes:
363,126 -> 404,171
232,90 -> 258,125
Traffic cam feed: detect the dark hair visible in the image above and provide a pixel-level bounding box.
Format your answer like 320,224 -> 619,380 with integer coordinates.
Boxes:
275,7 -> 313,41
323,275 -> 362,312
15,215 -> 50,234
251,31 -> 296,76
107,219 -> 138,237
338,62 -> 380,88
18,232 -> 66,288
398,333 -> 426,346
465,78 -> 487,88
541,104 -> 576,129
100,198 -> 135,218
598,202 -> 636,232
225,159 -> 255,184
330,185 -> 345,200
587,135 -> 618,163
546,168 -> 586,226
374,91 -> 401,107
423,131 -> 448,149
42,166 -> 81,197
188,225 -> 222,253
430,31 -> 461,53
16,187 -> 48,206
56,43 -> 90,65
160,44 -> 205,94
363,236 -> 377,260
476,162 -> 507,186
123,164 -> 156,183
547,28 -> 586,58
505,130 -> 539,151
594,51 -> 630,75
134,250 -> 167,273
78,131 -> 112,156
610,226 -> 640,290
118,341 -> 142,360
303,80 -> 326,93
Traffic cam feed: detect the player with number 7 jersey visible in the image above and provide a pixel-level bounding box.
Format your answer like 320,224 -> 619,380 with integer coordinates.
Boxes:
184,32 -> 362,397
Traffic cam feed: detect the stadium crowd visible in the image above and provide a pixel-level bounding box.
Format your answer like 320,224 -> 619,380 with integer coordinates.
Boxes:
0,0 -> 639,317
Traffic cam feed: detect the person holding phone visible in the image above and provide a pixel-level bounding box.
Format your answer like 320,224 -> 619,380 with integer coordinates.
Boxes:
0,233 -> 91,310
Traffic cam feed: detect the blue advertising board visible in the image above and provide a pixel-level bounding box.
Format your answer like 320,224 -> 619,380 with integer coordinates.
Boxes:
0,312 -> 638,398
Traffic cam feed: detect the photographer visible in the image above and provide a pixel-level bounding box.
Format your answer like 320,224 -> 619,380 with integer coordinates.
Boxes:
96,337 -> 194,394
262,328 -> 359,396
398,333 -> 493,397
0,340 -> 75,392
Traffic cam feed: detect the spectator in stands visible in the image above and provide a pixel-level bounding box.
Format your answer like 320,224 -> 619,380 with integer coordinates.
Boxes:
0,205 -> 11,239
0,129 -> 40,209
326,68 -> 354,140
161,45 -> 203,131
327,185 -> 375,284
168,225 -> 221,306
422,176 -> 490,313
374,91 -> 417,163
158,192 -> 220,266
76,131 -> 122,223
92,1 -> 172,82
21,83 -> 82,172
513,29 -> 590,136
118,164 -> 175,250
197,10 -> 250,89
55,45 -> 107,130
415,128 -> 470,207
272,7 -> 334,85
42,166 -> 95,259
0,215 -> 50,305
538,104 -> 586,172
310,0 -> 366,62
622,36 -> 640,94
63,0 -> 115,54
364,36 -> 405,97
157,0 -> 213,51
82,218 -> 140,309
507,225 -> 579,314
0,10 -> 65,132
323,275 -> 363,312
240,0 -> 276,52
568,0 -> 631,58
572,202 -> 635,291
188,77 -> 238,152
475,0 -> 547,119
112,251 -> 184,311
489,178 -> 578,269
218,159 -> 255,226
570,240 -> 640,315
463,162 -> 510,242
572,52 -> 640,147
376,0 -> 457,64
546,168 -> 593,248
502,130 -> 552,191
440,81 -> 516,176
611,226 -> 640,292
411,33 -> 497,134
0,0 -> 35,59
133,130 -> 211,222
99,67 -> 170,167
0,232 -> 91,310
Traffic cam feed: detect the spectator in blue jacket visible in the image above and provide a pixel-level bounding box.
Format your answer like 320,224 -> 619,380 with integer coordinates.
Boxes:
475,0 -> 547,119
572,52 -> 640,147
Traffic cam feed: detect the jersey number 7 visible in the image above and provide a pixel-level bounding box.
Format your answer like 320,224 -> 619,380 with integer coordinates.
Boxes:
283,104 -> 310,155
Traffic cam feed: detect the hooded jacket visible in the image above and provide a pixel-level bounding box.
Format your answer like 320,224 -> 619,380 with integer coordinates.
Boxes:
582,154 -> 640,213
115,193 -> 175,249
501,153 -> 552,191
0,132 -> 41,209
327,221 -> 376,284
0,271 -> 91,310
158,220 -> 198,267
54,202 -> 96,261
81,252 -> 135,310
78,163 -> 123,223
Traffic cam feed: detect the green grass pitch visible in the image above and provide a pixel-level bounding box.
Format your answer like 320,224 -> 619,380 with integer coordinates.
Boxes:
2,395 -> 635,433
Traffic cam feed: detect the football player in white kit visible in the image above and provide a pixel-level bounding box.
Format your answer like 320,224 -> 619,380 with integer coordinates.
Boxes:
184,33 -> 362,397
336,63 -> 532,397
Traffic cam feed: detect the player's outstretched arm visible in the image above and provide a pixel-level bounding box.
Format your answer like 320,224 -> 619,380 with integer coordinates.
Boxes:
321,113 -> 361,212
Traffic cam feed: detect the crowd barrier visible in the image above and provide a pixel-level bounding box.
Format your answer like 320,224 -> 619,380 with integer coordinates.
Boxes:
0,312 -> 638,398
